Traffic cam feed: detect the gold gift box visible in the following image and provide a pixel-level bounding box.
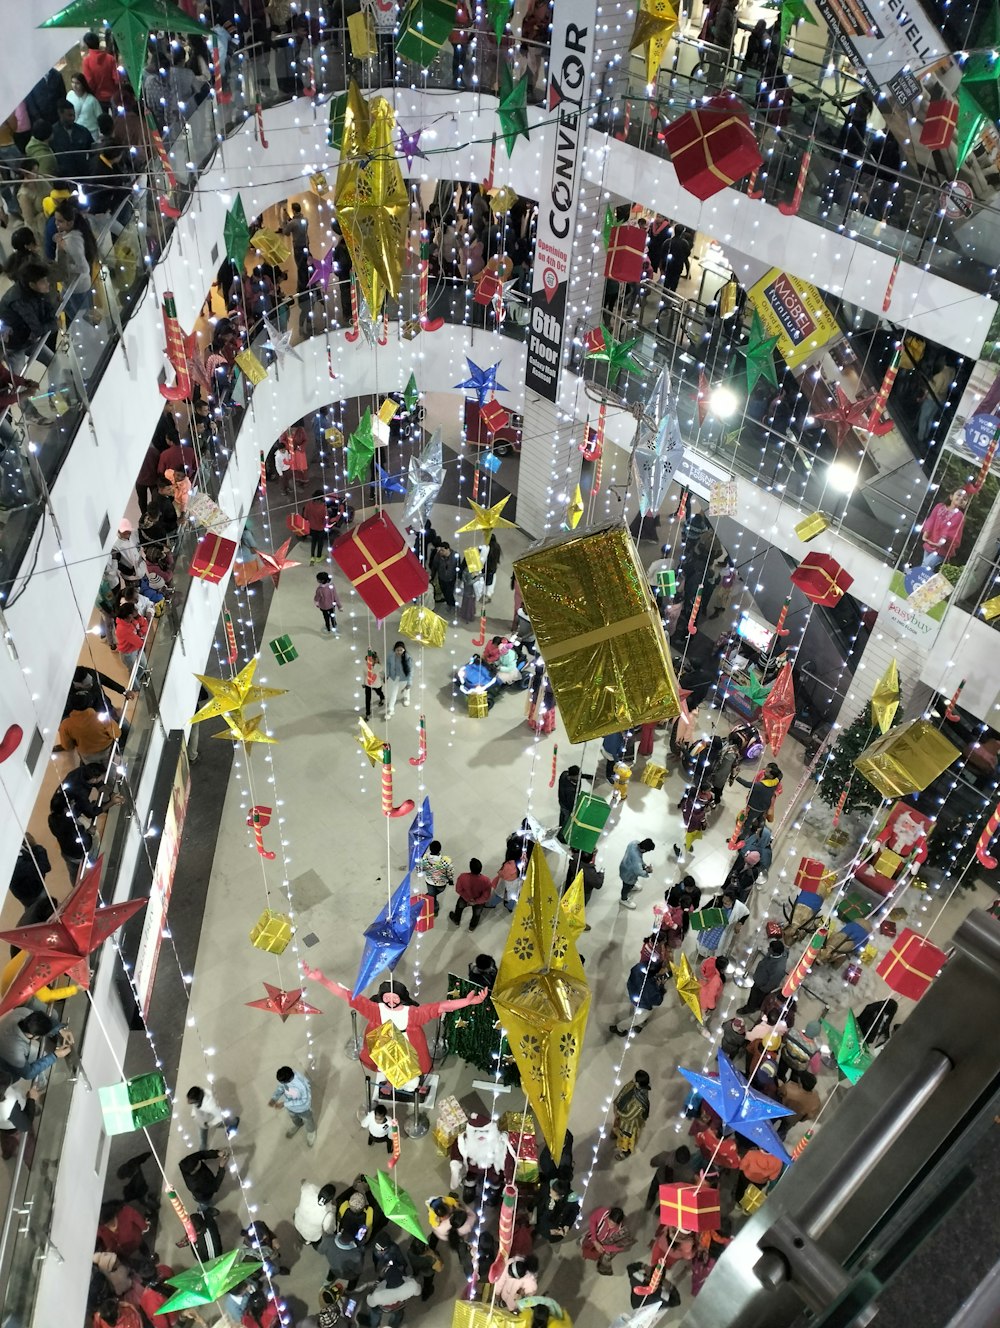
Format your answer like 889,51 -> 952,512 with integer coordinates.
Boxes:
378,398 -> 399,425
513,524 -> 680,744
499,1110 -> 535,1135
250,909 -> 294,954
347,9 -> 377,56
739,1183 -> 767,1215
873,849 -> 903,878
399,605 -> 447,647
468,693 -> 489,718
982,594 -> 1000,622
463,546 -> 484,575
860,941 -> 879,966
235,349 -> 268,386
794,513 -> 829,542
854,719 -> 960,798
641,761 -> 667,789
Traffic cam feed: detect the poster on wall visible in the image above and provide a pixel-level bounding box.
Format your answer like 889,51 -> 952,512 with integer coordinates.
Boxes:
524,0 -> 596,402
746,268 -> 840,370
813,0 -> 947,106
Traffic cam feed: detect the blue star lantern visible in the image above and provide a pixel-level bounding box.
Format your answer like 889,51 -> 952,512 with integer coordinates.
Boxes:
372,462 -> 407,495
454,357 -> 508,406
407,797 -> 434,870
678,1050 -> 793,1164
353,874 -> 423,996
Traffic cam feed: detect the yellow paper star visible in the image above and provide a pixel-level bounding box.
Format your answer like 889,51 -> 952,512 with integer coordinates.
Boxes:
870,658 -> 900,734
456,496 -> 517,534
356,719 -> 385,767
250,228 -> 292,266
488,184 -> 518,215
674,952 -> 704,1024
559,871 -> 587,939
212,710 -> 277,744
629,0 -> 679,84
190,660 -> 287,725
565,484 -> 584,530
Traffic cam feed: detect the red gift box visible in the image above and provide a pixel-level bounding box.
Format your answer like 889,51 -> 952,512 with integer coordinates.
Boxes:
413,894 -> 435,932
879,919 -> 898,937
662,96 -> 763,201
286,513 -> 309,536
790,552 -> 854,607
659,1183 -> 721,1232
876,927 -> 946,999
479,400 -> 510,435
919,99 -> 957,150
795,856 -> 830,891
189,532 -> 237,584
332,511 -> 429,621
583,326 -> 606,354
844,960 -> 863,986
474,271 -> 502,306
605,224 -> 647,282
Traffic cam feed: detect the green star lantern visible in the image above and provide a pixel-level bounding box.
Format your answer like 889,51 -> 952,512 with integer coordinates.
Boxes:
156,1250 -> 262,1314
347,408 -> 377,481
778,0 -> 817,45
586,323 -> 644,377
41,0 -> 205,96
487,0 -> 513,40
223,195 -> 250,266
735,668 -> 773,707
367,1170 -> 426,1242
742,310 -> 781,392
821,1009 -> 873,1085
956,2 -> 1000,166
403,372 -> 420,413
497,64 -> 531,156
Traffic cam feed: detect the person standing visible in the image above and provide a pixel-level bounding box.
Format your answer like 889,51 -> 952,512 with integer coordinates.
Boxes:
314,572 -> 341,636
737,938 -> 788,1017
114,604 -> 150,681
364,649 -> 385,720
81,32 -> 120,107
417,839 -> 454,915
186,1084 -> 238,1150
449,857 -> 493,930
177,1147 -> 229,1213
557,764 -> 591,837
50,99 -> 94,183
619,837 -> 654,910
609,956 -> 668,1036
430,542 -> 458,608
268,1065 -> 317,1147
920,487 -> 970,568
581,1205 -> 634,1275
384,641 -> 413,717
361,1103 -> 393,1153
293,1180 -> 338,1246
612,1070 -> 651,1160
304,489 -> 332,563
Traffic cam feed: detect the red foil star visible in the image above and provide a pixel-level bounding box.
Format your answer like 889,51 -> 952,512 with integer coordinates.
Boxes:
245,983 -> 321,1021
234,538 -> 301,588
761,662 -> 796,755
814,385 -> 877,450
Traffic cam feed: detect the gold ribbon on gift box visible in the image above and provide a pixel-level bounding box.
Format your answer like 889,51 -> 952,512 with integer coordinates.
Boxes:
130,1093 -> 169,1112
351,533 -> 410,607
670,112 -> 743,184
543,612 -> 652,662
797,564 -> 846,600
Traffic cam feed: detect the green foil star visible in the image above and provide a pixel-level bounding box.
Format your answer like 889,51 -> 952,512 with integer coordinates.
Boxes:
585,323 -> 644,377
158,1250 -> 262,1313
223,195 -> 250,266
347,408 -> 377,482
41,0 -> 204,95
778,0 -> 817,45
487,0 -> 513,40
497,63 -> 531,157
403,372 -> 420,413
742,310 -> 781,392
735,668 -> 773,707
367,1170 -> 426,1242
821,1009 -> 873,1085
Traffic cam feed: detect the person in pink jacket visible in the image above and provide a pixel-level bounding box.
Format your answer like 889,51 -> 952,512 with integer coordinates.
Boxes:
698,956 -> 729,1014
313,571 -> 341,635
920,487 -> 969,568
491,1255 -> 539,1310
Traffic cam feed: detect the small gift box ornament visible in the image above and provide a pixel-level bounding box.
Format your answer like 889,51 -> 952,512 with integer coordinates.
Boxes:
790,552 -> 854,606
860,941 -> 879,966
708,480 -> 738,517
659,1182 -> 722,1231
605,224 -> 648,282
250,909 -> 294,954
463,546 -> 484,575
795,856 -> 835,892
653,568 -> 676,594
876,927 -> 947,999
234,349 -> 268,386
641,761 -> 667,789
269,634 -> 298,666
474,270 -> 503,306
843,960 -> 863,986
689,907 -> 728,931
479,400 -> 510,435
332,512 -> 430,621
872,849 -> 903,878
661,95 -> 763,201
396,0 -> 456,64
190,533 -> 237,584
399,605 -> 447,647
563,791 -> 612,851
919,98 -> 958,150
879,918 -> 898,938
412,894 -> 435,932
583,326 -> 606,354
794,512 -> 829,542
739,1183 -> 768,1215
366,1021 -> 422,1087
99,1072 -> 171,1136
481,452 -> 502,474
378,398 -> 399,426
467,693 -> 489,718
434,1095 -> 468,1153
286,513 -> 309,536
906,572 -> 952,614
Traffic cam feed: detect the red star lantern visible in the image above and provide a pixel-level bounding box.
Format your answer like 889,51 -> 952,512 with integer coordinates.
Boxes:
761,661 -> 795,755
245,983 -> 321,1021
813,385 -> 877,450
0,859 -> 146,1014
234,539 -> 301,587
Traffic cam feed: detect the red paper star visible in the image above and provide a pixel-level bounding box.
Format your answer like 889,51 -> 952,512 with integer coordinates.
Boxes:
813,385 -> 877,450
235,538 -> 301,587
245,982 -> 321,1021
0,859 -> 146,1015
761,662 -> 796,755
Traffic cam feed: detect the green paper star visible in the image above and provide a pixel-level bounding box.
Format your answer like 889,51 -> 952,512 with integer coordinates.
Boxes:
602,206 -> 614,247
821,1010 -> 873,1085
403,372 -> 420,413
158,1249 -> 262,1314
223,195 -> 250,266
41,0 -> 204,97
955,95 -> 986,168
735,668 -> 773,707
586,323 -> 644,377
487,0 -> 513,41
497,64 -> 531,157
366,1170 -> 426,1242
959,1 -> 1000,120
779,0 -> 817,45
741,310 -> 781,392
347,408 -> 377,482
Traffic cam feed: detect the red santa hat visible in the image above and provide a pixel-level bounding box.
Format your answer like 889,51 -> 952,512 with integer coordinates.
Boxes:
467,1112 -> 490,1128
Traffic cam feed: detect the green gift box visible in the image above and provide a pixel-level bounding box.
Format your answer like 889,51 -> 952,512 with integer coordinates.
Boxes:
563,792 -> 611,852
269,634 -> 298,666
99,1072 -> 171,1136
396,0 -> 456,64
328,91 -> 348,152
837,894 -> 870,923
654,569 -> 676,594
690,907 -> 727,931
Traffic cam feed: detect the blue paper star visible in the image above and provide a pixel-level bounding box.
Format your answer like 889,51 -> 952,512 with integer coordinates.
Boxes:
407,797 -> 434,870
678,1051 -> 793,1164
454,357 -> 508,406
353,874 -> 423,997
399,127 -> 427,170
308,247 -> 336,292
372,463 -> 407,495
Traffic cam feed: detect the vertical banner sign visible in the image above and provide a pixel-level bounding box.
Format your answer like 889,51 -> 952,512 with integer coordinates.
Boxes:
812,0 -> 947,106
525,2 -> 597,402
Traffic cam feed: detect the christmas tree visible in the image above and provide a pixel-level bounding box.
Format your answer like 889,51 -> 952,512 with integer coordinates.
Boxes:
441,974 -> 520,1086
816,699 -> 901,817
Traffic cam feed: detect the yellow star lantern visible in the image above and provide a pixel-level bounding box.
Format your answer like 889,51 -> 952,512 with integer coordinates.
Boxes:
488,184 -> 518,215
251,228 -> 292,266
673,952 -> 704,1024
629,0 -> 679,84
357,719 -> 385,767
870,658 -> 900,734
559,871 -> 587,940
565,484 -> 584,530
492,845 -> 591,1161
456,495 -> 517,535
190,660 -> 287,725
212,710 -> 277,745
334,81 -> 408,317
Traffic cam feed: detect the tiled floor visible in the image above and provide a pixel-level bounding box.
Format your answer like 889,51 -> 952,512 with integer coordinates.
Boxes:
162,505 -> 992,1326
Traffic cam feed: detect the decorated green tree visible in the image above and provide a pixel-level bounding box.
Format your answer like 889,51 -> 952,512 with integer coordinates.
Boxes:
441,974 -> 520,1087
816,699 -> 901,817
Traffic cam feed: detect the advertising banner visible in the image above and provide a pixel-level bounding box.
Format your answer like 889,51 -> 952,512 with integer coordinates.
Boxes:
813,0 -> 947,106
747,268 -> 840,369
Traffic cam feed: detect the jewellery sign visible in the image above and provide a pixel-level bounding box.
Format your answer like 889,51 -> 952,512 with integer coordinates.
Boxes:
746,268 -> 840,369
813,0 -> 947,106
525,1 -> 596,402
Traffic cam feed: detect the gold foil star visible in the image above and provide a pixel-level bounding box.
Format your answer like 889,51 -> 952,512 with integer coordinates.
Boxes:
357,719 -> 385,766
565,484 -> 584,530
190,659 -> 287,725
456,495 -> 517,534
212,710 -> 277,744
629,0 -> 679,84
870,658 -> 900,734
559,870 -> 587,939
674,952 -> 704,1024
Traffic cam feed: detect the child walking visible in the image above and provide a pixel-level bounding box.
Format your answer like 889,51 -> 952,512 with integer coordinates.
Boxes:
361,1102 -> 393,1153
314,571 -> 341,635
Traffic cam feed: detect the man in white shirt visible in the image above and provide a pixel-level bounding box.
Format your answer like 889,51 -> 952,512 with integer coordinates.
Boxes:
186,1084 -> 238,1150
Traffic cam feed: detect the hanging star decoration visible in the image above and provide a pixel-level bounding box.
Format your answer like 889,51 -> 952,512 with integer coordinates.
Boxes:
496,63 -> 531,156
347,407 -> 377,482
633,367 -> 685,517
487,0 -> 513,40
407,796 -> 434,870
488,183 -> 519,215
250,227 -> 292,266
246,982 -> 321,1021
821,1010 -> 872,1084
454,356 -> 508,405
308,247 -> 336,293
629,0 -> 679,84
213,711 -> 276,745
235,539 -> 301,587
354,875 -> 424,995
457,495 -> 517,534
261,315 -> 302,365
41,0 -> 204,97
357,719 -> 386,767
870,657 -> 900,734
734,668 -> 773,707
356,295 -> 380,347
157,1250 -> 264,1314
956,1 -> 1000,166
222,194 -> 250,266
742,310 -> 781,392
564,484 -> 584,530
404,427 -> 444,527
678,1051 -> 793,1163
673,953 -> 704,1024
334,82 -> 408,316
0,859 -> 146,1015
560,871 -> 587,940
813,384 -> 877,450
403,372 -> 420,413
492,845 -> 591,1159
398,126 -> 427,170
373,462 -> 407,495
778,0 -> 817,45
761,661 -> 796,754
367,1170 -> 426,1242
491,276 -> 523,322
190,659 -> 287,725
585,323 -> 644,377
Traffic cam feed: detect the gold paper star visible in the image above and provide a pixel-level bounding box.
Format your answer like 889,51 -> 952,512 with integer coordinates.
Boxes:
870,658 -> 900,734
559,871 -> 587,939
629,0 -> 679,84
356,719 -> 385,766
565,484 -> 584,530
456,495 -> 517,534
190,659 -> 287,725
212,710 -> 277,744
674,952 -> 704,1024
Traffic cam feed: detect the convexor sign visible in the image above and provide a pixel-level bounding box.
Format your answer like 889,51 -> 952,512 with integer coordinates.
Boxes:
525,4 -> 595,402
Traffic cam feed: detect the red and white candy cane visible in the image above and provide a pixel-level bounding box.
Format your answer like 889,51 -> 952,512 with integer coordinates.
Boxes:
782,925 -> 827,998
745,166 -> 763,200
254,101 -> 269,148
145,114 -> 177,191
258,451 -> 267,497
346,277 -> 360,343
489,1184 -> 519,1281
687,593 -> 701,635
224,610 -> 238,664
832,786 -> 849,828
778,139 -> 813,216
867,348 -> 901,432
593,448 -> 603,495
408,714 -> 427,767
248,805 -> 276,860
168,1190 -> 197,1246
774,594 -> 791,637
944,679 -> 966,722
882,256 -> 900,314
472,465 -> 481,502
418,253 -> 444,332
976,801 -> 1000,869
388,1118 -> 401,1169
974,436 -> 999,491
212,38 -> 232,105
549,743 -> 558,788
327,346 -> 336,380
382,744 -> 416,818
472,615 -> 487,647
158,292 -> 192,402
484,133 -> 497,191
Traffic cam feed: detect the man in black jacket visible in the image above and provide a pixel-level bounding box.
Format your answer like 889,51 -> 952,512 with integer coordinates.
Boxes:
178,1147 -> 229,1212
0,262 -> 58,355
50,100 -> 93,183
737,939 -> 788,1016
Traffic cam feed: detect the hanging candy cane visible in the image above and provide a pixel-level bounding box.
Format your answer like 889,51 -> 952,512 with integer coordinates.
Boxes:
346,277 -> 360,343
593,448 -> 603,495
976,801 -> 1000,869
634,1258 -> 664,1297
791,1129 -> 814,1161
158,292 -> 192,402
745,166 -> 763,200
489,1184 -> 519,1282
378,306 -> 389,346
549,744 -> 558,788
832,787 -> 849,828
867,348 -> 901,432
258,451 -> 267,497
773,594 -> 791,637
145,113 -> 178,190
777,139 -> 813,216
212,38 -> 233,105
224,610 -> 238,664
382,744 -> 416,818
687,592 -> 701,635
327,346 -> 336,380
472,465 -> 481,502
484,133 -> 497,191
944,679 -> 966,722
781,926 -> 828,997
418,251 -> 445,332
472,615 -> 488,647
882,256 -> 900,313
254,101 -> 269,148
408,714 -> 427,767
248,805 -> 277,860
168,1190 -> 197,1246
974,436 -> 999,491
388,1118 -> 401,1169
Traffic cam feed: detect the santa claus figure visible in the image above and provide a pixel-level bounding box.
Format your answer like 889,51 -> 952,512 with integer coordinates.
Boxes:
303,968 -> 488,1091
449,1112 -> 509,1204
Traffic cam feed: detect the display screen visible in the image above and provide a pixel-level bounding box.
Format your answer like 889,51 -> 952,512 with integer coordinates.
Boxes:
737,611 -> 774,654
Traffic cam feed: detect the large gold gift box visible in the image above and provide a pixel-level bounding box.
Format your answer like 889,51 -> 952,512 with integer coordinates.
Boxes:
513,524 -> 681,743
854,719 -> 960,798
399,605 -> 447,648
